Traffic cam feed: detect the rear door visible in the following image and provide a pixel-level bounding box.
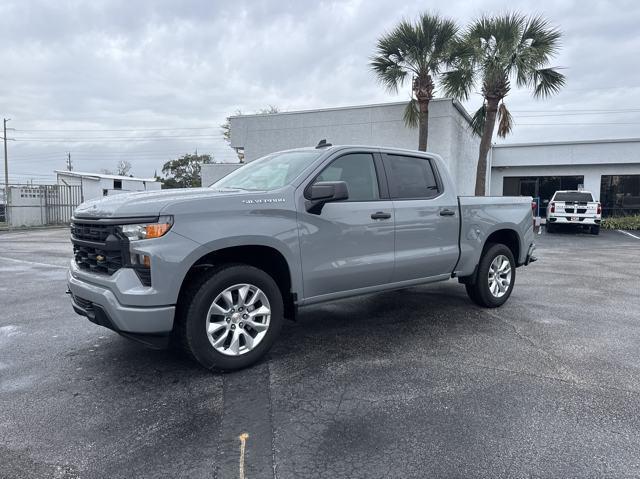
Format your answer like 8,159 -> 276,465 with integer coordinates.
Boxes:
296,150 -> 395,299
381,153 -> 459,282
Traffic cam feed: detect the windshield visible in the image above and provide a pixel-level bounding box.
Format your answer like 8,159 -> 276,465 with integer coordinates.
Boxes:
212,150 -> 322,191
554,192 -> 593,202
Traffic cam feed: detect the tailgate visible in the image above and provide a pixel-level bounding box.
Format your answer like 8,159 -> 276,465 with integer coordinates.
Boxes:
553,201 -> 599,217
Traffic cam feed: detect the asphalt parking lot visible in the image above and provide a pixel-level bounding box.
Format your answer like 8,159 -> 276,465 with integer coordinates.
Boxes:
1,227 -> 640,478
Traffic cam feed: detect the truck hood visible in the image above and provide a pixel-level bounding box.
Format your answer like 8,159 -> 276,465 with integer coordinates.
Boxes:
74,188 -> 252,218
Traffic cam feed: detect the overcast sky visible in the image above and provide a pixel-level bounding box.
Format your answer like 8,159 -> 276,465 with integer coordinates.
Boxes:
1,0 -> 639,183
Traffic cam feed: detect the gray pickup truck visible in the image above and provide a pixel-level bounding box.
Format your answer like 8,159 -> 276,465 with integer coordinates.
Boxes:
67,144 -> 536,370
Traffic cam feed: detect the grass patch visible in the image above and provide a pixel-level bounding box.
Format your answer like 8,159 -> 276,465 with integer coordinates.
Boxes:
601,216 -> 640,230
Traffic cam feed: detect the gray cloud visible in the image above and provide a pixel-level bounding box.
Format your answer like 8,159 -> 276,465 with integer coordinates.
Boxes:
1,0 -> 639,182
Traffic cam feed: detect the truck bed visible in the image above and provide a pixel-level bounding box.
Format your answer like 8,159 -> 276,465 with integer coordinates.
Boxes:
454,196 -> 535,277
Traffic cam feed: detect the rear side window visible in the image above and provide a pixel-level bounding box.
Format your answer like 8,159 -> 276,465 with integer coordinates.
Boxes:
314,153 -> 380,201
385,154 -> 440,199
554,192 -> 593,202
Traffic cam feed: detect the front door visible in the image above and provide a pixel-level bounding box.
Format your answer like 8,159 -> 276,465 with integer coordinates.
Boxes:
381,153 -> 459,282
297,151 -> 395,299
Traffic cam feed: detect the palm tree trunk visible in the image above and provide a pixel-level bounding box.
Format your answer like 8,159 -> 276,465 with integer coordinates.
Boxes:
474,98 -> 499,195
418,99 -> 429,151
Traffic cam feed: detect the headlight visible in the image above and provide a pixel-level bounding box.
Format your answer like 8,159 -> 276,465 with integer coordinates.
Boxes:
120,216 -> 173,241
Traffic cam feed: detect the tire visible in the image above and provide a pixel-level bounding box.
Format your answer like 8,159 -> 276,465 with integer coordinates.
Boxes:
546,223 -> 555,233
465,243 -> 516,308
590,225 -> 600,235
177,264 -> 284,371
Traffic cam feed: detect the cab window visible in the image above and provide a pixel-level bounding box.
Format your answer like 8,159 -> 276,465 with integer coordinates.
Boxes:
314,153 -> 380,201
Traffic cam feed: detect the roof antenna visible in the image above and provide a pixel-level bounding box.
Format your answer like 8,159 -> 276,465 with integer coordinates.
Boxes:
315,139 -> 332,149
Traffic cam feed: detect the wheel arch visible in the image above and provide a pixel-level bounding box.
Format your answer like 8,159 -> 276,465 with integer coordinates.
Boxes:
176,240 -> 298,323
483,228 -> 521,263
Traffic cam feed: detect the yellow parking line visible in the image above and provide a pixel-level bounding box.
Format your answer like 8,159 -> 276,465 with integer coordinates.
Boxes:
239,432 -> 249,479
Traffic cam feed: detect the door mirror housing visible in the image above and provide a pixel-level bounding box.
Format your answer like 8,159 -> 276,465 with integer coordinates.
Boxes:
305,181 -> 349,214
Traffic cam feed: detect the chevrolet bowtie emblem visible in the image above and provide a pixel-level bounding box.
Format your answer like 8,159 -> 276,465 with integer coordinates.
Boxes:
96,255 -> 105,262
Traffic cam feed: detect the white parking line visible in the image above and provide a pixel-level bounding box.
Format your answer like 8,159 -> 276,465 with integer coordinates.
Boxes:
0,255 -> 67,269
617,229 -> 640,240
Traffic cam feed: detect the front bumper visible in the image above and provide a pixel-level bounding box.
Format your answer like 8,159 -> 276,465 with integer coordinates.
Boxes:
67,267 -> 175,347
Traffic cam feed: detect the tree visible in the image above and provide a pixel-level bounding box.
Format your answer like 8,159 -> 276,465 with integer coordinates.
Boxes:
116,160 -> 132,176
160,153 -> 213,189
443,14 -> 565,195
370,13 -> 458,151
220,106 -> 279,163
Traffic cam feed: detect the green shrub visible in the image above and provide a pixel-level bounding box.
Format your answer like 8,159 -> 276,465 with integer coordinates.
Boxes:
601,215 -> 640,230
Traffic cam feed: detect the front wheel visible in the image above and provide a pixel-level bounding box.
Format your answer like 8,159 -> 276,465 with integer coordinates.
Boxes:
465,243 -> 516,308
178,264 -> 284,371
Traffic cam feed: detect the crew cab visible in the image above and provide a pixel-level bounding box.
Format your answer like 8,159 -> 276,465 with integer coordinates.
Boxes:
67,144 -> 537,370
546,190 -> 602,235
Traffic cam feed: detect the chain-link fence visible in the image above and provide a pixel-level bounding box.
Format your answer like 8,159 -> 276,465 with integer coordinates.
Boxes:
0,183 -> 83,228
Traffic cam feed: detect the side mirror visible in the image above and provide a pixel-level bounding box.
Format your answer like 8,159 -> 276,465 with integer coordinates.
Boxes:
305,181 -> 349,214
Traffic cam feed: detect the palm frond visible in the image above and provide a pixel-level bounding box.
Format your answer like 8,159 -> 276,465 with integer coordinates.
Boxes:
532,67 -> 566,98
496,102 -> 513,138
370,12 -> 460,93
442,67 -> 475,100
403,98 -> 420,128
470,103 -> 487,137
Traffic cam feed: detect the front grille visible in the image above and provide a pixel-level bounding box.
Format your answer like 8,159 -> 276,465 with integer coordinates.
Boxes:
71,223 -> 113,242
71,222 -> 128,276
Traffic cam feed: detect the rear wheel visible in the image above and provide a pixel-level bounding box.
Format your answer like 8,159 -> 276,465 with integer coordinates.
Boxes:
465,243 -> 516,308
178,264 -> 284,371
590,225 -> 600,235
546,223 -> 555,233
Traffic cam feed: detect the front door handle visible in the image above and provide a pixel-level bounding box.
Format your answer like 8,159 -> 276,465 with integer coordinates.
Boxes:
439,209 -> 456,216
371,211 -> 392,220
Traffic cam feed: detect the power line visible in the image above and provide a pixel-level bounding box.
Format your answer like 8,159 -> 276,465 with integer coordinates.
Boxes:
516,121 -> 640,126
14,136 -> 225,143
14,126 -> 219,133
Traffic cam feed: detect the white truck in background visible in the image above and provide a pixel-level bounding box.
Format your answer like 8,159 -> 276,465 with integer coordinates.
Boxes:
546,190 -> 602,235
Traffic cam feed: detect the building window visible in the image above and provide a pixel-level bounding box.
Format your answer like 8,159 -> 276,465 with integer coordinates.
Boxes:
114,180 -> 122,190
503,176 -> 584,216
600,175 -> 640,217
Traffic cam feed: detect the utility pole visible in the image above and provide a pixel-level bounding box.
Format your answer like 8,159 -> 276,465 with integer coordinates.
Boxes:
66,152 -> 73,171
3,118 -> 10,226
3,118 -> 9,189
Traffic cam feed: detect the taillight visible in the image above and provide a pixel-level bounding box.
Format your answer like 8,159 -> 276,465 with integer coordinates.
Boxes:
597,203 -> 602,215
550,202 -> 555,213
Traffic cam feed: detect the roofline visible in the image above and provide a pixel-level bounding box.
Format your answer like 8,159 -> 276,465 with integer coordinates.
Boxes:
54,170 -> 158,182
493,137 -> 640,149
229,98 -> 473,126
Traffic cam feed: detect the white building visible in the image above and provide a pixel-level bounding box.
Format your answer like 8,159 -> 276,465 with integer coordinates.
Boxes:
55,170 -> 161,201
202,99 -> 481,195
202,100 -> 640,217
490,138 -> 640,216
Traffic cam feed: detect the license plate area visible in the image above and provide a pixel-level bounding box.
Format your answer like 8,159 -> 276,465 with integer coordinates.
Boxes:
570,216 -> 578,222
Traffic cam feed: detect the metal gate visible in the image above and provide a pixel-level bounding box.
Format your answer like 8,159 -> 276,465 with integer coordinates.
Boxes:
3,184 -> 83,227
44,184 -> 84,225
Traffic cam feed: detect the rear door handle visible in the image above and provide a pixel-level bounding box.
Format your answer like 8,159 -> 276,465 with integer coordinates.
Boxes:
371,211 -> 392,220
439,209 -> 456,216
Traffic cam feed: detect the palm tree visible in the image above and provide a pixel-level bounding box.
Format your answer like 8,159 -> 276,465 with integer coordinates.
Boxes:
443,13 -> 565,195
371,13 -> 458,151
